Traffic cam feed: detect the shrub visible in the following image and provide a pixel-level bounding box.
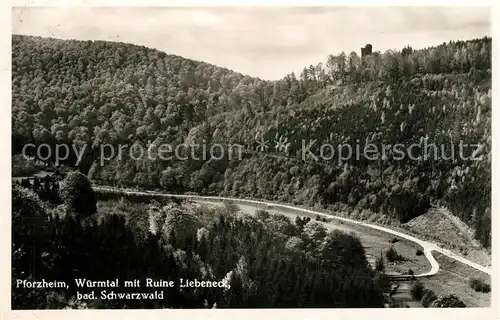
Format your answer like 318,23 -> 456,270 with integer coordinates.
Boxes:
314,215 -> 328,222
481,283 -> 491,293
255,209 -> 270,221
385,246 -> 405,262
421,289 -> 438,307
430,294 -> 466,308
410,280 -> 425,300
469,278 -> 491,293
416,249 -> 424,256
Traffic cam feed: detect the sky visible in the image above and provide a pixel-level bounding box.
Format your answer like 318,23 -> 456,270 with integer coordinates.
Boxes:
12,6 -> 491,80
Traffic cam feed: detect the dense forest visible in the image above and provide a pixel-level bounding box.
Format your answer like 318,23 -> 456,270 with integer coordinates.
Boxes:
12,172 -> 385,308
12,34 -> 491,249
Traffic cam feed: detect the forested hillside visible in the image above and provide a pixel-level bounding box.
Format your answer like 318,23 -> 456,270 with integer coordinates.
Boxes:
12,173 -> 384,308
12,34 -> 491,248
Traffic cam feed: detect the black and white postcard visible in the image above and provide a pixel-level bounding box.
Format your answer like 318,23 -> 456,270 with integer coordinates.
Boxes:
2,2 -> 497,319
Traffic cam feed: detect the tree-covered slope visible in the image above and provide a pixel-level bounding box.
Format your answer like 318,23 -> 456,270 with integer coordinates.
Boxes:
12,34 -> 273,148
12,180 -> 384,308
11,35 -> 491,248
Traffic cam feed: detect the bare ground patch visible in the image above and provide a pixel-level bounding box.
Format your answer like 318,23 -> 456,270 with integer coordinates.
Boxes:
404,207 -> 491,266
420,252 -> 491,307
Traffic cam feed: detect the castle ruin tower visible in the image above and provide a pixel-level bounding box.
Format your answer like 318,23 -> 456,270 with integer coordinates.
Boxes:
361,44 -> 373,58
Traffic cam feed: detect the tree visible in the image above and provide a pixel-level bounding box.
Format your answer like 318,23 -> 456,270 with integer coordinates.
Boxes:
326,52 -> 346,81
375,252 -> 385,272
385,246 -> 404,262
347,51 -> 360,80
59,171 -> 97,217
410,280 -> 425,300
303,220 -> 327,243
160,204 -> 201,250
267,214 -> 298,235
12,186 -> 53,308
294,216 -> 309,230
12,186 -> 48,256
421,289 -> 437,307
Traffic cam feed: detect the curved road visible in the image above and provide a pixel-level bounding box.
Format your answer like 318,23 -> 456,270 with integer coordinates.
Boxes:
95,186 -> 492,278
